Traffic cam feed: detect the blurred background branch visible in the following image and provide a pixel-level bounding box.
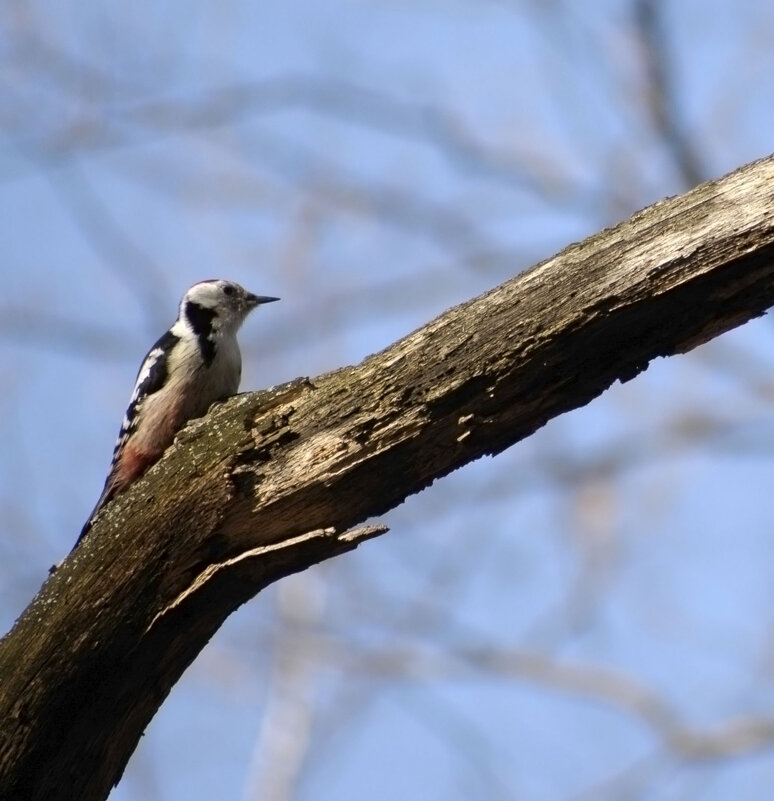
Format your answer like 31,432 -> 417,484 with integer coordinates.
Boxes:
2,2 -> 774,800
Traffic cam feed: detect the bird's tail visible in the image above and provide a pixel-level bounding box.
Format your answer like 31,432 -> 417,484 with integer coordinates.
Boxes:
73,479 -> 116,550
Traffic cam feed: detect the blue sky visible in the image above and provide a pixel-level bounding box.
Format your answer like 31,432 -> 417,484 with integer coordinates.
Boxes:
3,2 -> 774,800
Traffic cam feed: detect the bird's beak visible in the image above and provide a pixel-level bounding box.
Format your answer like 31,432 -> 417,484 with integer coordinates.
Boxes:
246,294 -> 280,308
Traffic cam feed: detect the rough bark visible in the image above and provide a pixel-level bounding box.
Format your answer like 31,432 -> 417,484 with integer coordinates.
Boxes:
3,154 -> 774,800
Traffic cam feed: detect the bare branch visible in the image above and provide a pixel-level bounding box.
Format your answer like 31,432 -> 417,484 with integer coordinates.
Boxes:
0,309 -> 134,359
634,0 -> 708,189
2,71 -> 596,210
2,154 -> 774,800
42,165 -> 171,329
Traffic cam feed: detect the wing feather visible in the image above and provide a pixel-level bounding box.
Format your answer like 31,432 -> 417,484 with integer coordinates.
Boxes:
76,329 -> 180,544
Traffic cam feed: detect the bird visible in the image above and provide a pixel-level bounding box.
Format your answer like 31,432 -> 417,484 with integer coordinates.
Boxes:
76,279 -> 279,547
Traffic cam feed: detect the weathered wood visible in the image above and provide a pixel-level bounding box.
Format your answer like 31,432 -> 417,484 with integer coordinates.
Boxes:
2,154 -> 774,800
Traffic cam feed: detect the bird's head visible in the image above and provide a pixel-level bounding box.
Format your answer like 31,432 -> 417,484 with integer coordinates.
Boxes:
181,279 -> 279,338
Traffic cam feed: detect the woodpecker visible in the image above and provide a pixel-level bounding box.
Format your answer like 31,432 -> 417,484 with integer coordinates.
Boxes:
77,279 -> 278,546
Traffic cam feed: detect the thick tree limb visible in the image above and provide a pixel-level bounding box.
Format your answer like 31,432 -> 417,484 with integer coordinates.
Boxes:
2,154 -> 774,800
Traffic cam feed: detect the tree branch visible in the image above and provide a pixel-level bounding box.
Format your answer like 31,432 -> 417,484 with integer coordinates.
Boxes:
2,153 -> 774,800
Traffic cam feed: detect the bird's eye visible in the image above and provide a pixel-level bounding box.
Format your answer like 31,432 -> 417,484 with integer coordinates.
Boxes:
222,285 -> 235,296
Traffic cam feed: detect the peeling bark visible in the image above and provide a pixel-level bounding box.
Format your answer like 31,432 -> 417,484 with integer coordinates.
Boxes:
2,154 -> 774,800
